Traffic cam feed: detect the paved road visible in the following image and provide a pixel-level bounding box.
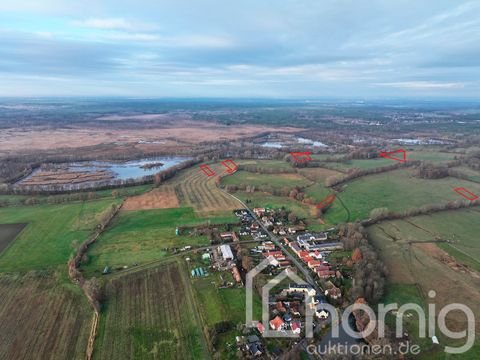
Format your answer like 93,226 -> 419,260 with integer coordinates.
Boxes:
223,190 -> 321,293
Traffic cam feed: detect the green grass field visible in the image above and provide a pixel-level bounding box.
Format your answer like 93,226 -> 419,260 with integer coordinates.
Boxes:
318,150 -> 457,172
221,170 -> 310,188
0,199 -> 120,272
0,184 -> 152,207
326,169 -> 480,223
236,159 -> 294,170
367,208 -> 480,270
83,207 -> 237,276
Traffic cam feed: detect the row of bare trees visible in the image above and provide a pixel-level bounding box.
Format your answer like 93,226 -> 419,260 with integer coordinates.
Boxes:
364,198 -> 480,226
68,203 -> 122,312
337,223 -> 388,304
325,161 -> 419,187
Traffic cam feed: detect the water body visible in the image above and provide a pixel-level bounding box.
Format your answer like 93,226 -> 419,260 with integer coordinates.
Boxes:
297,137 -> 328,147
18,156 -> 190,187
261,142 -> 284,148
69,156 -> 188,180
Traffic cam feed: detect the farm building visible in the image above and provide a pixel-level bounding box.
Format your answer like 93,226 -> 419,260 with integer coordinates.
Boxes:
219,244 -> 234,261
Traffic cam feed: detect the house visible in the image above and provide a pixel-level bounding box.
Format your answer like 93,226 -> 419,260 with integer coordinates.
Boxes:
314,265 -> 331,272
289,242 -> 301,255
288,225 -> 305,234
310,250 -> 323,260
219,244 -> 234,261
239,227 -> 250,236
247,343 -> 263,357
253,207 -> 266,216
317,269 -> 335,279
326,286 -> 342,300
316,242 -> 344,251
269,316 -> 284,331
276,301 -> 286,313
325,281 -> 342,299
256,322 -> 265,335
264,250 -> 285,260
285,284 -> 317,298
316,307 -> 329,319
307,260 -> 322,269
291,321 -> 301,335
297,233 -> 315,242
220,232 -> 238,242
298,250 -> 310,258
261,241 -> 276,251
265,256 -> 280,267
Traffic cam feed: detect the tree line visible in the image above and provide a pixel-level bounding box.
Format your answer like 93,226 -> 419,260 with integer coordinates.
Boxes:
363,198 -> 480,226
337,222 -> 388,304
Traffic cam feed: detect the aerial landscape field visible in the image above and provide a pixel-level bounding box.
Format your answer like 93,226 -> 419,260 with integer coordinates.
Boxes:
1,1 -> 480,359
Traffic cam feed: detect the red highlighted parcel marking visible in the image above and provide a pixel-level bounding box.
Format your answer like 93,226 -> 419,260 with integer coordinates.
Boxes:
199,164 -> 215,177
290,151 -> 312,163
221,159 -> 238,174
379,149 -> 407,163
316,194 -> 336,209
453,187 -> 479,201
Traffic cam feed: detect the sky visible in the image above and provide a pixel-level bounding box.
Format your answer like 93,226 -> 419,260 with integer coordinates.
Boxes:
1,0 -> 479,98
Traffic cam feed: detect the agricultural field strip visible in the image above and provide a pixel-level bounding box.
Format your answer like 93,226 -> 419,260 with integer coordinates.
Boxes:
95,261 -> 209,359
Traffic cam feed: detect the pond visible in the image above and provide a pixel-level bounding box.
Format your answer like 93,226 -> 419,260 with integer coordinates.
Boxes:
16,156 -> 191,190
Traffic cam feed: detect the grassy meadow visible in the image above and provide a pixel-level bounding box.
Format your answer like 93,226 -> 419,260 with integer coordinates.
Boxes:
326,169 -> 480,222
83,207 -> 237,276
0,198 -> 121,272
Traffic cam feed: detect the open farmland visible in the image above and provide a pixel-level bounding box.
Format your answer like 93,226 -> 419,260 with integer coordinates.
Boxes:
0,273 -> 91,360
323,150 -> 458,172
95,261 -> 208,360
83,207 -> 237,276
172,163 -> 241,216
221,170 -> 311,189
123,186 -> 179,210
367,210 -> 480,358
326,169 -> 480,222
0,199 -> 120,272
0,223 -> 26,254
297,167 -> 342,182
235,159 -> 295,171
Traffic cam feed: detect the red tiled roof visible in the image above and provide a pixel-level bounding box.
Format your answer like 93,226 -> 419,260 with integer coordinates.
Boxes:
269,316 -> 284,330
257,322 -> 265,334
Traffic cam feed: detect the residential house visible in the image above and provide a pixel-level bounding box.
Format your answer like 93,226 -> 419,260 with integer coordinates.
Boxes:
291,321 -> 301,335
289,242 -> 301,255
285,284 -> 317,298
269,316 -> 285,331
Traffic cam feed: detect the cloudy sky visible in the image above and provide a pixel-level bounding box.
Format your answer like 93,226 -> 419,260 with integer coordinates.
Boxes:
1,0 -> 479,98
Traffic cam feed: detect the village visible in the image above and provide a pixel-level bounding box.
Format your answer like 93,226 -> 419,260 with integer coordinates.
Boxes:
184,206 -> 351,358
